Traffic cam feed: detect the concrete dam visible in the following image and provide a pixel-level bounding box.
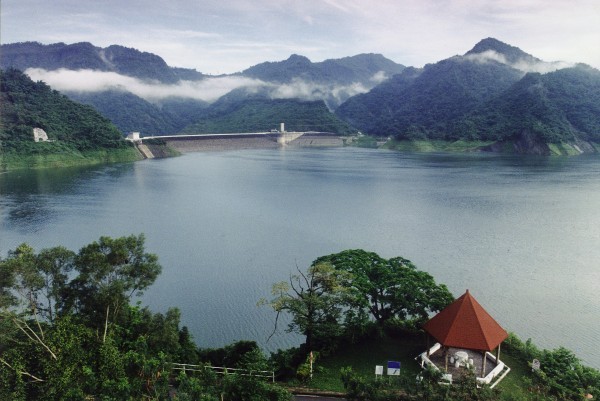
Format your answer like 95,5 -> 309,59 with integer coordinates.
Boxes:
132,131 -> 345,158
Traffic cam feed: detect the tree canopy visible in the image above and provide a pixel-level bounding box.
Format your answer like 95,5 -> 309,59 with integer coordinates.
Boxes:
264,249 -> 454,354
262,262 -> 352,351
314,249 -> 454,326
0,235 -> 290,401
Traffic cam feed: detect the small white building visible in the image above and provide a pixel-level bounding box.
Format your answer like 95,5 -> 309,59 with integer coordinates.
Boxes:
33,128 -> 49,142
126,132 -> 141,141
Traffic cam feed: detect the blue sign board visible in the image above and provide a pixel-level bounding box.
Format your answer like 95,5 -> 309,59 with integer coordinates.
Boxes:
387,361 -> 401,375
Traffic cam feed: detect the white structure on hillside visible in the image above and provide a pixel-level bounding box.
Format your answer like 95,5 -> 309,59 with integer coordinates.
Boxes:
126,132 -> 141,141
33,128 -> 49,142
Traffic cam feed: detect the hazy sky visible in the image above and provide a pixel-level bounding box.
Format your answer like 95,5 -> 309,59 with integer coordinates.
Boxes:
2,0 -> 599,74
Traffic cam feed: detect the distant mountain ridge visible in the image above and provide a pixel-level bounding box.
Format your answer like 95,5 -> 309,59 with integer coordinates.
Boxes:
465,37 -> 542,65
241,53 -> 405,85
336,38 -> 600,154
0,41 -> 205,83
2,38 -> 599,154
180,98 -> 355,135
0,42 -> 404,134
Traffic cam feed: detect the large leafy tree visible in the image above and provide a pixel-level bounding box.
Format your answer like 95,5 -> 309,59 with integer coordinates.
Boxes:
0,235 -> 190,400
66,234 -> 161,329
313,249 -> 454,326
262,262 -> 351,350
1,235 -> 290,401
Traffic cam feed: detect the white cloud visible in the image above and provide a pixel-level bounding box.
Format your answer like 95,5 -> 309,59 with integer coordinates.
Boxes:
464,50 -> 576,74
23,67 -> 376,107
464,50 -> 510,65
370,71 -> 389,83
267,78 -> 371,107
24,68 -> 266,102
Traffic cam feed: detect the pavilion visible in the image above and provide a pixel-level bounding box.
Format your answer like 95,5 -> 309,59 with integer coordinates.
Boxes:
418,290 -> 511,387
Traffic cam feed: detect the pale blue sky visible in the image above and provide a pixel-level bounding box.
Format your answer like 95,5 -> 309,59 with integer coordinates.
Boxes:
2,0 -> 599,74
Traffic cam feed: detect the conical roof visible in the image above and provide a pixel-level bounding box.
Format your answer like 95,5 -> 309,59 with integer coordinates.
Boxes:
422,290 -> 508,351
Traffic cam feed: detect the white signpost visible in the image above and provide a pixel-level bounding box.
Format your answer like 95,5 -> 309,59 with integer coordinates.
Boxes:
375,365 -> 384,379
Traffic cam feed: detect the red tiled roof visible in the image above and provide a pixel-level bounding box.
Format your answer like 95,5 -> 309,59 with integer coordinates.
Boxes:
422,290 -> 508,351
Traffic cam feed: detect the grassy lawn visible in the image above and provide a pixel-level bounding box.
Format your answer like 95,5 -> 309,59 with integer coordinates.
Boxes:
302,333 -> 535,399
494,352 -> 532,398
307,332 -> 426,392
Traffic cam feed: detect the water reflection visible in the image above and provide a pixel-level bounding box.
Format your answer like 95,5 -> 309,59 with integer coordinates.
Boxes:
0,163 -> 135,231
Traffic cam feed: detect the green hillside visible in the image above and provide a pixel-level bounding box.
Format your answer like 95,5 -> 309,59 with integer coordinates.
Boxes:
68,90 -> 209,135
180,98 -> 356,134
0,68 -> 140,169
452,65 -> 600,146
336,53 -> 522,139
336,38 -> 600,154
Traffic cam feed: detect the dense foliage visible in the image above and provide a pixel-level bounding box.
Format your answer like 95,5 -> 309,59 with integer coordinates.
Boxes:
0,235 -> 291,401
261,262 -> 353,351
263,250 -> 453,354
0,68 -> 130,154
452,65 -> 600,144
336,54 -> 523,140
313,250 -> 454,327
181,98 -> 356,134
341,366 -> 500,401
503,334 -> 600,400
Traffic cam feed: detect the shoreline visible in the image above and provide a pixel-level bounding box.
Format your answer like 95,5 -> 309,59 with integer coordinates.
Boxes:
0,147 -> 142,172
3,136 -> 598,172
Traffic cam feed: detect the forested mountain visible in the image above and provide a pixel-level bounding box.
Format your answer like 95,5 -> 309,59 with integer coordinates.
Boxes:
241,53 -> 405,84
0,42 -> 401,134
180,97 -> 355,134
452,65 -> 600,151
0,41 -> 205,83
333,67 -> 422,134
464,37 -> 542,65
0,42 -> 210,135
68,90 -> 209,135
2,38 -> 599,153
336,39 -> 525,139
0,68 -> 128,153
235,53 -> 405,109
336,38 -> 600,153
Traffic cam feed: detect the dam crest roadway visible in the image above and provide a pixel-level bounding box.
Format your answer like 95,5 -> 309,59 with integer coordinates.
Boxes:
126,130 -> 344,158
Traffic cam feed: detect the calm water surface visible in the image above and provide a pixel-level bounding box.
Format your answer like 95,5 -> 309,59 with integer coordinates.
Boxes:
1,148 -> 599,368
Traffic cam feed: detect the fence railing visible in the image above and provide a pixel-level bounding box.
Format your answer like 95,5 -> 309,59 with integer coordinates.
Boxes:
172,363 -> 275,382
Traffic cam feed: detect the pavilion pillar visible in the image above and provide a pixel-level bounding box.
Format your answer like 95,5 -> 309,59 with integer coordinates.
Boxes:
444,347 -> 449,372
481,350 -> 487,378
496,343 -> 502,363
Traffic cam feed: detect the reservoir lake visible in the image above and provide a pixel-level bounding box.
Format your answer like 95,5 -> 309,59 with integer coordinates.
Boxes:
1,147 -> 599,368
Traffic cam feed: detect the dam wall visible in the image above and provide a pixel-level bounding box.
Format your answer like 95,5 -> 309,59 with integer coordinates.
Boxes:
165,135 -> 279,152
286,133 -> 344,147
162,133 -> 343,152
